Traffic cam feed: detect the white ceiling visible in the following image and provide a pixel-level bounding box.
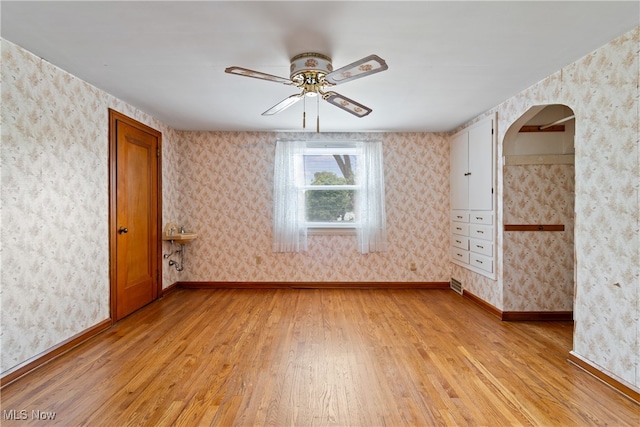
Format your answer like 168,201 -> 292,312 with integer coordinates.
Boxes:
2,1 -> 638,133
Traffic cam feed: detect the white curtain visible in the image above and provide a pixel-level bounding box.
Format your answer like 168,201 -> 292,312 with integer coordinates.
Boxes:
272,138 -> 387,254
356,140 -> 387,253
272,140 -> 307,252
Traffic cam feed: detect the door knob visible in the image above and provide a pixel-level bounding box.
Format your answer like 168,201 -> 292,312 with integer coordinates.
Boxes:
119,227 -> 128,234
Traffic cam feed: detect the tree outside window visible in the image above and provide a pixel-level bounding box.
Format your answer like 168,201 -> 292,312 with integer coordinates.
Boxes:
302,154 -> 358,226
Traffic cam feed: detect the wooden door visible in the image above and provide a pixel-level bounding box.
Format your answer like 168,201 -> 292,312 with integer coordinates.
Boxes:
109,109 -> 161,321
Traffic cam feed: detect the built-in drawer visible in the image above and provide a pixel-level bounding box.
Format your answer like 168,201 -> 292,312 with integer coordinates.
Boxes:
469,238 -> 492,257
451,222 -> 469,236
451,248 -> 470,264
469,253 -> 493,273
469,212 -> 493,225
452,235 -> 469,250
451,210 -> 469,223
469,224 -> 492,241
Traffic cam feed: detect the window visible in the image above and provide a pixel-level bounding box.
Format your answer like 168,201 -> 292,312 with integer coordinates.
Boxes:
273,139 -> 387,253
303,147 -> 359,227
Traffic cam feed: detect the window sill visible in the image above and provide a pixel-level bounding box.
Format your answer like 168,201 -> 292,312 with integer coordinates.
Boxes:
307,227 -> 357,236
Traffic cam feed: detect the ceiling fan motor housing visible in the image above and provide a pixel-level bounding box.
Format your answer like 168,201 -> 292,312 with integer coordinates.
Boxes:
290,53 -> 333,82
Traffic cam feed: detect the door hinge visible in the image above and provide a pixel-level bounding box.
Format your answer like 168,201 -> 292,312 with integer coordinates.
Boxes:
156,147 -> 160,158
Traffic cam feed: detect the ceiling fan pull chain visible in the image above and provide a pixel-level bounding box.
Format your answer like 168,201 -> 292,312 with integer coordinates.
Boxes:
316,94 -> 320,133
303,95 -> 306,129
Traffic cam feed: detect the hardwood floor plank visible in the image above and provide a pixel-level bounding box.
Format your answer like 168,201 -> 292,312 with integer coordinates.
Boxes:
1,289 -> 638,426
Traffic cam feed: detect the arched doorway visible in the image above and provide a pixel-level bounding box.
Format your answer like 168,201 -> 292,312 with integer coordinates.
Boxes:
502,104 -> 575,319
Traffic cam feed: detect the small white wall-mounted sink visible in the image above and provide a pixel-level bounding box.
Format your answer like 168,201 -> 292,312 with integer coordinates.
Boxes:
162,232 -> 198,244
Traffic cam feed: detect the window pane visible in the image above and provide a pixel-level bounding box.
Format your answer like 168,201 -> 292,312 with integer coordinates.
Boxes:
303,155 -> 358,185
305,189 -> 355,222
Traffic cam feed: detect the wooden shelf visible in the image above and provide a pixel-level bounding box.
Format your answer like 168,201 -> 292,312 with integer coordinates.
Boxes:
504,224 -> 565,232
519,125 -> 565,132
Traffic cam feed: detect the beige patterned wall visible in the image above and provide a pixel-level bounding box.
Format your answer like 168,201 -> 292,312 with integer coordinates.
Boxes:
168,131 -> 451,283
503,164 -> 575,311
0,39 -> 181,373
566,27 -> 639,388
491,27 -> 639,387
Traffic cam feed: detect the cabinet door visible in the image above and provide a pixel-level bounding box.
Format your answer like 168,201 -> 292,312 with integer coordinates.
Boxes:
468,117 -> 493,210
450,131 -> 469,210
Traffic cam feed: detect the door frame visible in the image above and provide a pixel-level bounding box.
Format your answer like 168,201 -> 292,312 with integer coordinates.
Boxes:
108,108 -> 163,322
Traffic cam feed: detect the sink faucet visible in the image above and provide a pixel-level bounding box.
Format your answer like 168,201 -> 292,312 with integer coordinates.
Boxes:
180,226 -> 186,233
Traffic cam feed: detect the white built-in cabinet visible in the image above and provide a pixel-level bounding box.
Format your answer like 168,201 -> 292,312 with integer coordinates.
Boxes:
450,113 -> 496,279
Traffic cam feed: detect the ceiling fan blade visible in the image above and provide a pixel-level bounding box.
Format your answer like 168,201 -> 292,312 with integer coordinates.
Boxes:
225,66 -> 292,85
324,54 -> 388,85
262,94 -> 304,116
323,91 -> 372,117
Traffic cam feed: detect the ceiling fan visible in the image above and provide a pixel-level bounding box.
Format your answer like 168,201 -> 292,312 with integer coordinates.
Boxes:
225,52 -> 388,130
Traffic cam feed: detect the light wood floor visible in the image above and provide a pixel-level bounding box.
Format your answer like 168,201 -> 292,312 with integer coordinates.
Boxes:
1,289 -> 638,426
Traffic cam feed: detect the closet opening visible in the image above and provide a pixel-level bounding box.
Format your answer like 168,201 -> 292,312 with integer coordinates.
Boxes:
502,104 -> 575,336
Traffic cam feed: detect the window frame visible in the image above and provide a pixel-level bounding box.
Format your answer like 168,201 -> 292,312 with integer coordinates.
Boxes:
296,144 -> 362,233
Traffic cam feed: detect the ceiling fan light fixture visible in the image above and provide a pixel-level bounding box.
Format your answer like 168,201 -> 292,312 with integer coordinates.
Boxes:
289,52 -> 333,80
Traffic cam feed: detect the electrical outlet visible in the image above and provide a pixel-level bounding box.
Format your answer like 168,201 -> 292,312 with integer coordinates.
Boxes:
410,262 -> 417,271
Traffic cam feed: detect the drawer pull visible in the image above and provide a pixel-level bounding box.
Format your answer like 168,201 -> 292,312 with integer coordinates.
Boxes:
477,230 -> 484,234
456,240 -> 462,244
476,245 -> 484,249
476,217 -> 483,220
456,227 -> 462,231
476,260 -> 483,264
464,172 -> 471,176
457,215 -> 463,219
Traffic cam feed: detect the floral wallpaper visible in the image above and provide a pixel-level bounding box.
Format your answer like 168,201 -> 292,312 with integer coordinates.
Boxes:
565,28 -> 639,388
1,40 -> 109,374
502,163 -> 575,311
169,131 -> 451,283
491,27 -> 639,386
0,39 -> 180,373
